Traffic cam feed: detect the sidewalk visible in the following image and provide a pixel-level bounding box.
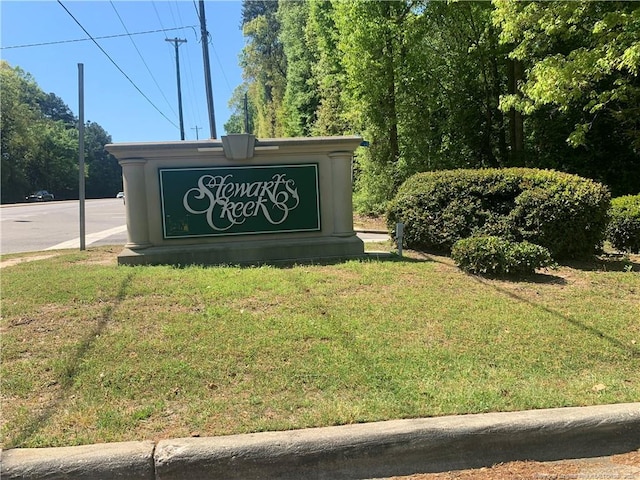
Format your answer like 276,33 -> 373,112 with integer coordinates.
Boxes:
2,403 -> 639,480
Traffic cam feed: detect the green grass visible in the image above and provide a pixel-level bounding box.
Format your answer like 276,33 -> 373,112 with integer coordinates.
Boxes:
1,247 -> 639,448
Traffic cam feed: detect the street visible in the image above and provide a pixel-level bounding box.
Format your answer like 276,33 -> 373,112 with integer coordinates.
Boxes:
0,199 -> 127,254
1,199 -> 389,255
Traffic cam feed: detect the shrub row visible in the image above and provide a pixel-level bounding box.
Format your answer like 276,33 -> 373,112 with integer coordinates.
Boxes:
606,194 -> 640,253
451,236 -> 555,275
387,168 -> 610,260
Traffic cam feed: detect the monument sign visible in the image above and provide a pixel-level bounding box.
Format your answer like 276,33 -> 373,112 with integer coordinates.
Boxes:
106,135 -> 364,266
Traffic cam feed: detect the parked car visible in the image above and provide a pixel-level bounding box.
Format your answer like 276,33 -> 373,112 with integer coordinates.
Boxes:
116,191 -> 124,199
25,190 -> 54,202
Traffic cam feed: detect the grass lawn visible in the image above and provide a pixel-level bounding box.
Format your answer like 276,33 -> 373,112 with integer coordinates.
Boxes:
1,240 -> 639,448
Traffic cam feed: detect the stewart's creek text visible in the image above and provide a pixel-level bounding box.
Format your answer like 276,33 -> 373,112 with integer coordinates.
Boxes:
183,173 -> 301,231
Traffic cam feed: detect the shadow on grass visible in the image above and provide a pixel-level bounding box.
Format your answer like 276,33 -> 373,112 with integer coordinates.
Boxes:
414,249 -> 638,357
470,274 -> 640,359
561,253 -> 640,273
7,270 -> 136,449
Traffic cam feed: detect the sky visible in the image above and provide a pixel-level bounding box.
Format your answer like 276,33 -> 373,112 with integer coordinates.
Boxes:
1,0 -> 245,143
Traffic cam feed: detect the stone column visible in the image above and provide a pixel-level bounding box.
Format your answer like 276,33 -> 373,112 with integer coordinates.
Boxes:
329,151 -> 355,236
120,159 -> 151,249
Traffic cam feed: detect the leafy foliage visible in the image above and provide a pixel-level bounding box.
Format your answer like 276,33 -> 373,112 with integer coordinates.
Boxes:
240,0 -> 286,138
451,235 -> 555,275
606,195 -> 640,253
0,61 -> 121,202
238,0 -> 639,212
387,168 -> 610,259
493,1 -> 640,150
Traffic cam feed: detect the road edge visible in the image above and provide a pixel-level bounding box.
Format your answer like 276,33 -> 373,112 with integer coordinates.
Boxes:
2,403 -> 639,479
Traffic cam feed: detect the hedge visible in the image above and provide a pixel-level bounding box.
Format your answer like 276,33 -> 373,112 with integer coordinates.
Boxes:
606,194 -> 640,253
451,236 -> 555,275
387,168 -> 610,259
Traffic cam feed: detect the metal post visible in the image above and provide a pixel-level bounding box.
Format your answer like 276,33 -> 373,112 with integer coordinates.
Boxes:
166,37 -> 187,140
396,222 -> 404,257
78,63 -> 86,251
199,0 -> 217,138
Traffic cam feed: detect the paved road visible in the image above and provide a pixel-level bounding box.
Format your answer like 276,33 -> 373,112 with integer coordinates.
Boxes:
0,199 -> 127,254
1,200 -> 388,255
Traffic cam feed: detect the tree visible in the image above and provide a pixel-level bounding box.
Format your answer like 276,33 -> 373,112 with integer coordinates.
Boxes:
27,120 -> 78,198
240,0 -> 287,137
278,1 -> 318,137
1,61 -> 41,202
333,0 -> 409,208
1,60 -> 121,202
85,121 -> 121,198
306,0 -> 349,136
224,84 -> 256,134
493,0 -> 640,195
37,92 -> 76,127
494,1 -> 640,147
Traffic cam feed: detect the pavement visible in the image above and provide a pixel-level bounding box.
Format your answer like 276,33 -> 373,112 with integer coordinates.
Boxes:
2,403 -> 639,480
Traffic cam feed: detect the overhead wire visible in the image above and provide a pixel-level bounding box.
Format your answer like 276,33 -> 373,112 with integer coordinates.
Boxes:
56,0 -> 179,130
193,0 -> 232,96
1,26 -> 198,50
109,0 -> 178,119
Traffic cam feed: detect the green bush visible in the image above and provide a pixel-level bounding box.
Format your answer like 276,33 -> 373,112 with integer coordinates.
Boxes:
387,168 -> 610,259
606,195 -> 640,253
451,236 -> 555,275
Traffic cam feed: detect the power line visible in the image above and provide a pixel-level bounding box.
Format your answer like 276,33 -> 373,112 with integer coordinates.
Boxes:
0,25 -> 197,50
56,0 -> 179,130
109,1 -> 177,119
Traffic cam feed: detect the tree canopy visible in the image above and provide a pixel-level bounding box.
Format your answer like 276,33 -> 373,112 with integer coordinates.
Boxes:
238,0 -> 639,212
0,60 -> 121,203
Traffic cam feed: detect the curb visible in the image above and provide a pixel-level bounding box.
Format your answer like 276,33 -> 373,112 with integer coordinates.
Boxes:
354,228 -> 388,235
2,403 -> 639,480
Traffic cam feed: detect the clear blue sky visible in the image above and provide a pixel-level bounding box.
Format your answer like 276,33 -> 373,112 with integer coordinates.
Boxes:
1,0 -> 245,143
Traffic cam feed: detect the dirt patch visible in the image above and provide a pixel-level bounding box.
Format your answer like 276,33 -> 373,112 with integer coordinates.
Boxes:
388,449 -> 640,480
0,254 -> 58,269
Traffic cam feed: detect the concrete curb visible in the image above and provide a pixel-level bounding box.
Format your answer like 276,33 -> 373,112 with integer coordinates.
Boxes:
2,403 -> 639,480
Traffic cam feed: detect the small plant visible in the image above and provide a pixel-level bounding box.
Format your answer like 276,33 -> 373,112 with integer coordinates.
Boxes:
451,235 -> 555,275
606,194 -> 640,253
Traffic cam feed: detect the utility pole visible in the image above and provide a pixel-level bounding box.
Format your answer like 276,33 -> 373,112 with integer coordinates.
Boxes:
191,125 -> 202,140
244,92 -> 249,134
199,0 -> 217,138
165,37 -> 187,140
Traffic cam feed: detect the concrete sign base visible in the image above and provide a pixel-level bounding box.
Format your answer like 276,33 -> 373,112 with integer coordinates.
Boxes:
116,235 -> 366,267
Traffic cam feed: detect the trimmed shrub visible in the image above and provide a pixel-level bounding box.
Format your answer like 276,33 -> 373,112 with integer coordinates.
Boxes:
606,195 -> 640,253
451,236 -> 555,275
387,168 -> 610,259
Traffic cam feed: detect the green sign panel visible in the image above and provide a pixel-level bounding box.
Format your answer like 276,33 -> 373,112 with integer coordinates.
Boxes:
159,164 -> 320,238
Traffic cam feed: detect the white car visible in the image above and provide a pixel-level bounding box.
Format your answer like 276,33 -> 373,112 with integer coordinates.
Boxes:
116,192 -> 124,199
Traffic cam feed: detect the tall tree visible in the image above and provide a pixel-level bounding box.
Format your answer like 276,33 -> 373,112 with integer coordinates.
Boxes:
27,119 -> 78,198
85,121 -> 122,198
224,84 -> 256,134
1,61 -> 41,202
278,1 -> 318,137
37,92 -> 76,127
494,1 -> 640,147
1,60 -> 121,202
493,0 -> 640,194
307,0 -> 349,136
240,0 -> 287,137
333,0 -> 409,208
